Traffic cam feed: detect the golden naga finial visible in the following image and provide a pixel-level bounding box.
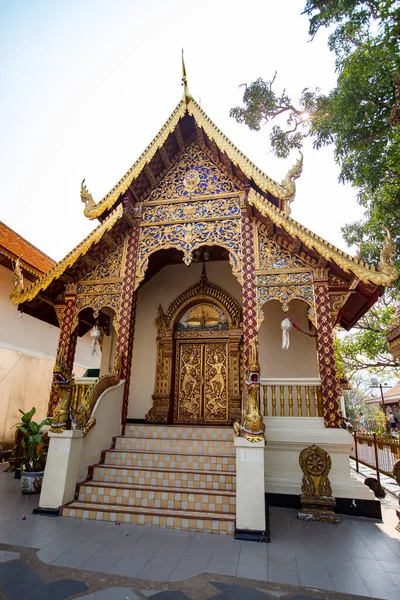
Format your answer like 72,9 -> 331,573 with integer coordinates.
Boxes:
282,152 -> 303,214
379,226 -> 398,279
80,179 -> 96,217
11,257 -> 24,293
181,49 -> 192,105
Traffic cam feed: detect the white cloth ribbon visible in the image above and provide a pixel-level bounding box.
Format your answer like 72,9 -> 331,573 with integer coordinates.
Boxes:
281,318 -> 292,350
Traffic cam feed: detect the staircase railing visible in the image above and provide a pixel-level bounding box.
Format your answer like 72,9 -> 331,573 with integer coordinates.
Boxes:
260,378 -> 323,417
71,377 -> 97,413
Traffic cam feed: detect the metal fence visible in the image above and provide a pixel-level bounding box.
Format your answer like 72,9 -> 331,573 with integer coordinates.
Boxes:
350,432 -> 400,482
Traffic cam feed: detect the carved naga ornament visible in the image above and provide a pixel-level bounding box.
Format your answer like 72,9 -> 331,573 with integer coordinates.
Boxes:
11,257 -> 24,294
282,152 -> 303,215
80,179 -> 96,218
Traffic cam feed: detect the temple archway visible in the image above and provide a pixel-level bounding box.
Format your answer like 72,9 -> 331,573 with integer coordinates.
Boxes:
145,266 -> 243,424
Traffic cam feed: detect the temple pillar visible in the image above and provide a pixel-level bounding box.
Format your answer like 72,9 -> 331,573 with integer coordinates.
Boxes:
241,198 -> 258,370
115,220 -> 141,426
48,286 -> 78,416
314,269 -> 340,428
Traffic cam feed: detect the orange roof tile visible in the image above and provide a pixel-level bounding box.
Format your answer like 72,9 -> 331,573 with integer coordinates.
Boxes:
0,222 -> 55,275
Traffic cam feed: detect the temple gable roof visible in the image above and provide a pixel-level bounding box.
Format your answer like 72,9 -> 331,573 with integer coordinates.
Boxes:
9,92 -> 398,332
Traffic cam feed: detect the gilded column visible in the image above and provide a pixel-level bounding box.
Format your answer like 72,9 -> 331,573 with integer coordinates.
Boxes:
48,286 -> 78,416
314,268 -> 340,428
241,198 -> 258,370
115,219 -> 141,427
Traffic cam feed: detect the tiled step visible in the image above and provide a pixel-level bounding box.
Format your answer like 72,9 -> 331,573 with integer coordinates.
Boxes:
104,449 -> 236,472
78,481 -> 236,513
124,424 -> 232,441
115,436 -> 235,455
61,501 -> 235,534
92,464 -> 236,491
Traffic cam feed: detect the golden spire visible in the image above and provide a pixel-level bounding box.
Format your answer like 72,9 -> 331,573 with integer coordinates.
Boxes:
181,49 -> 192,105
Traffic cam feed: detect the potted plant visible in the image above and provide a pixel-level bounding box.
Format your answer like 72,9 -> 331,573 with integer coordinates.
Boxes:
13,407 -> 52,494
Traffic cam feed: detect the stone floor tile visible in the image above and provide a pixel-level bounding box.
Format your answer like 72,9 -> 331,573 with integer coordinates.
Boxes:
36,546 -> 67,565
107,558 -> 148,577
324,561 -> 362,580
148,552 -> 182,569
74,594 -> 98,600
51,552 -> 88,568
0,550 -> 20,562
298,571 -> 335,591
176,555 -> 209,571
206,559 -> 238,576
80,555 -> 121,573
356,568 -> 393,585
236,562 -> 268,581
267,567 -> 300,586
19,535 -> 55,549
365,581 -> 399,600
350,555 -> 386,572
388,571 -> 400,585
184,544 -> 214,559
238,549 -> 268,568
94,588 -> 140,600
211,545 -> 241,562
378,558 -> 400,572
268,555 -> 297,571
137,564 -> 174,581
68,542 -> 102,557
92,545 -> 127,561
330,576 -> 369,596
168,567 -> 203,581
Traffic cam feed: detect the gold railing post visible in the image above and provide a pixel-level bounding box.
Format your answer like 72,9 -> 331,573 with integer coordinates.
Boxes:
317,388 -> 323,417
305,386 -> 311,417
288,386 -> 294,416
271,386 -> 277,416
296,385 -> 303,417
263,385 -> 268,416
312,386 -> 319,416
280,386 -> 285,416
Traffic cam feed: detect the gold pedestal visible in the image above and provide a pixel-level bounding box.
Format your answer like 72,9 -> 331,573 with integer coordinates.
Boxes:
298,494 -> 340,524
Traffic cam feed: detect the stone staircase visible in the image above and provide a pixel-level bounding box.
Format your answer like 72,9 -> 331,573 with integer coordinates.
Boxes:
61,424 -> 236,535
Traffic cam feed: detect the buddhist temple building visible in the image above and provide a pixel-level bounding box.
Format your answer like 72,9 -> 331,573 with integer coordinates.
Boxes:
10,65 -> 398,536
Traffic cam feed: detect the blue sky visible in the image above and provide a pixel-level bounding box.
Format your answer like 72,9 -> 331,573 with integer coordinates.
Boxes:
0,0 -> 364,260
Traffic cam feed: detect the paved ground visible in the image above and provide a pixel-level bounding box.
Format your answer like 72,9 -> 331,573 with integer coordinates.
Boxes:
350,460 -> 400,499
0,466 -> 399,600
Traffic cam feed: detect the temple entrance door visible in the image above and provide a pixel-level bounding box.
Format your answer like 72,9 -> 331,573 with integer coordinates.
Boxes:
174,339 -> 229,424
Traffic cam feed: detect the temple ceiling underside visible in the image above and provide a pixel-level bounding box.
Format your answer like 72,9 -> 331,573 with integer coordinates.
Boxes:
10,98 -> 397,333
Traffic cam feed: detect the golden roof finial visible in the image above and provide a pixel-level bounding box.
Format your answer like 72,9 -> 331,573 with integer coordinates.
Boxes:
181,49 -> 192,105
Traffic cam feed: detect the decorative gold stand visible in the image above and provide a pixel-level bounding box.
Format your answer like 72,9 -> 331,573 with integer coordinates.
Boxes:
297,444 -> 340,524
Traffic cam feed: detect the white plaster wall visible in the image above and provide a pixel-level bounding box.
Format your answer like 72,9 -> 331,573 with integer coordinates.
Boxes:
259,299 -> 318,378
0,264 -> 100,444
129,261 -> 242,419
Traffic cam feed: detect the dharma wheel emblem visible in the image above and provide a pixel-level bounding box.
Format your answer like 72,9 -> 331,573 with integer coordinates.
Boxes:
183,169 -> 200,194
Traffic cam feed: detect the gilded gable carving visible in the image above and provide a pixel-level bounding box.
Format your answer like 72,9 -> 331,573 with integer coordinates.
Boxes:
146,142 -> 238,202
81,244 -> 124,282
256,225 -> 308,271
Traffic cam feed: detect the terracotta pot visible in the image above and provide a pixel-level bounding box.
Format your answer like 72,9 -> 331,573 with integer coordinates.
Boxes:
21,471 -> 44,495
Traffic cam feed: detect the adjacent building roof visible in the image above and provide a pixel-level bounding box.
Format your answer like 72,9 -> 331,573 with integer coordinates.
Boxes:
365,381 -> 400,405
0,221 -> 56,280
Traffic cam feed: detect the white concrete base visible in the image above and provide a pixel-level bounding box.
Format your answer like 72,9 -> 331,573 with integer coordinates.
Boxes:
234,437 -> 266,531
39,380 -> 125,510
264,417 -> 374,501
39,430 -> 84,509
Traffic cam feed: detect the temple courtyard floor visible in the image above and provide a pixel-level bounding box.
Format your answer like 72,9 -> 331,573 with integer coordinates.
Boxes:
0,466 -> 399,600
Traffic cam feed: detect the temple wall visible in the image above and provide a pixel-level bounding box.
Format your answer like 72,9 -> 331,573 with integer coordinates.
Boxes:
129,260 -> 242,419
0,265 -> 99,444
258,299 -> 318,378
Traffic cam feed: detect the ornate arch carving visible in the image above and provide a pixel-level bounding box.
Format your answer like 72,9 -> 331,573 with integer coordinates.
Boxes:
146,269 -> 243,424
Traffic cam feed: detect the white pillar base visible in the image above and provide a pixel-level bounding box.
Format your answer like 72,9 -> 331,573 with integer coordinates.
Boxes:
39,430 -> 84,510
234,437 -> 266,534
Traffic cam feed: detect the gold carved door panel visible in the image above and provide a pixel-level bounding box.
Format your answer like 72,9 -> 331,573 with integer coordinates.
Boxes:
175,341 -> 229,424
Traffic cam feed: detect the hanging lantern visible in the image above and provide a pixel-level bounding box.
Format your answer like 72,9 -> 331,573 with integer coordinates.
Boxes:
91,324 -> 101,356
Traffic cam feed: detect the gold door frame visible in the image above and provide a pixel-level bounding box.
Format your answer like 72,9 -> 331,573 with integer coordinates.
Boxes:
145,271 -> 243,424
